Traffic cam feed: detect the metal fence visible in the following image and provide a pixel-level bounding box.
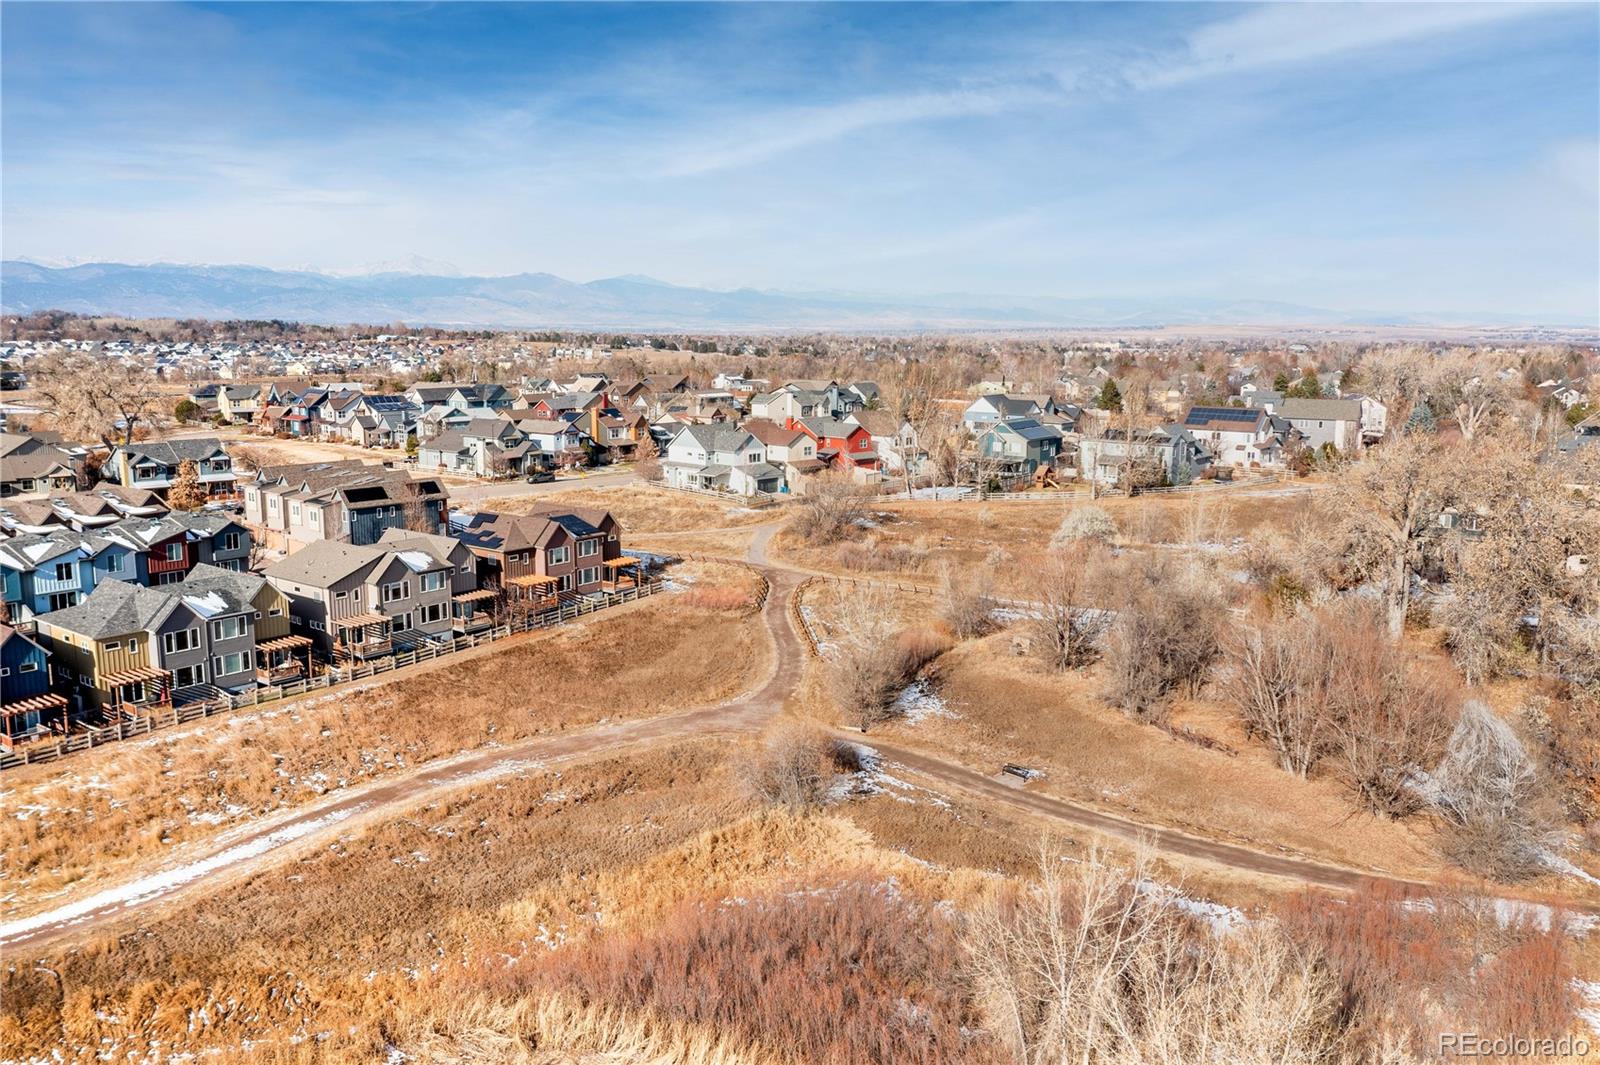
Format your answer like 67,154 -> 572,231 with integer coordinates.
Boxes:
0,580 -> 664,771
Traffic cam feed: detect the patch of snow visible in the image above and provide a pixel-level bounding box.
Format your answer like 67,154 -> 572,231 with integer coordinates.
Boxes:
892,679 -> 955,724
396,551 -> 434,573
180,591 -> 230,618
1575,980 -> 1600,1036
910,486 -> 975,500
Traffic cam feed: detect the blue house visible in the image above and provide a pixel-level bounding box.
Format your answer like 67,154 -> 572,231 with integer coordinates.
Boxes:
1,623 -> 64,744
0,531 -> 139,621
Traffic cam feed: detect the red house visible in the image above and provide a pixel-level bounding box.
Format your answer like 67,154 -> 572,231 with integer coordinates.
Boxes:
787,416 -> 879,471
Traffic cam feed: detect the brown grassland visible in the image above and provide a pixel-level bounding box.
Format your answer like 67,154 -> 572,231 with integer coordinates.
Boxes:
0,562 -> 767,921
475,482 -> 777,533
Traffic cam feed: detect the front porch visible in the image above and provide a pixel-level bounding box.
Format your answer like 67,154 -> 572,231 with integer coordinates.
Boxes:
602,555 -> 647,592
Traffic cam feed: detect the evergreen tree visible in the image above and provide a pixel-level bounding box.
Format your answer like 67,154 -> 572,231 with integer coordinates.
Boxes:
1273,371 -> 1291,392
1097,378 -> 1123,413
1290,370 -> 1322,398
1404,401 -> 1437,435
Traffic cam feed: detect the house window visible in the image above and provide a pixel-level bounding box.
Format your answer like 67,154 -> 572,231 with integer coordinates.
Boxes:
164,542 -> 184,562
128,639 -> 139,654
558,572 -> 574,592
103,640 -> 122,652
578,539 -> 598,558
420,602 -> 446,624
392,611 -> 412,632
580,566 -> 600,586
382,580 -> 408,603
290,502 -> 301,520
419,571 -> 445,592
268,607 -> 283,617
18,660 -> 39,674
212,616 -> 246,641
51,560 -> 75,581
335,590 -> 348,601
156,571 -> 183,586
163,628 -> 201,654
212,652 -> 247,676
47,591 -> 76,612
223,532 -> 242,551
548,546 -> 570,565
106,553 -> 125,572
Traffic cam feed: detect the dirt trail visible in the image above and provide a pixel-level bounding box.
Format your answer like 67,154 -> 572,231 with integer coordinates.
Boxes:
6,517 -> 1590,952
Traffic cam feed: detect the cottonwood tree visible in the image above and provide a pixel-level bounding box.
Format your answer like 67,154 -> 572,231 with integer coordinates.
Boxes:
791,472 -> 872,544
32,351 -> 165,447
1101,565 -> 1221,723
1327,434 -> 1456,637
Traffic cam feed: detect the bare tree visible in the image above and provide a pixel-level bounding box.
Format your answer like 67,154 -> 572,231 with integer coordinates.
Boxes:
31,351 -> 166,447
1432,701 -> 1564,880
939,561 -> 995,640
825,589 -> 904,732
166,459 -> 209,511
791,471 -> 872,544
1033,545 -> 1110,672
1051,505 -> 1116,547
1327,434 -> 1455,637
744,722 -> 837,809
1225,613 -> 1336,777
1101,571 -> 1221,723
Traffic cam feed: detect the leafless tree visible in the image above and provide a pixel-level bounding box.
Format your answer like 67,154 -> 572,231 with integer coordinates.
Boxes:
1432,701 -> 1565,881
31,351 -> 166,447
1326,434 -> 1456,637
744,722 -> 837,809
1225,612 -> 1337,777
1101,569 -> 1221,723
1033,545 -> 1110,672
790,472 -> 872,544
825,589 -> 905,732
1051,505 -> 1116,547
939,561 -> 995,640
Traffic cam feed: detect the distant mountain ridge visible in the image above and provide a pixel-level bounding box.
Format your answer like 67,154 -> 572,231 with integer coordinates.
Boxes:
0,259 -> 1570,331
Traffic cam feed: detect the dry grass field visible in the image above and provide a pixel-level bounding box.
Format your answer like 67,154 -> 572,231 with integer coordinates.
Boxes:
0,562 -> 768,921
474,483 -> 780,533
770,486 -> 1320,592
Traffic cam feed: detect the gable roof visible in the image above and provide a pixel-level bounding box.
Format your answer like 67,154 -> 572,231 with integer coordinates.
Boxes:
264,539 -> 388,587
1183,406 -> 1269,433
1277,398 -> 1363,422
451,506 -> 614,555
673,423 -> 756,453
35,578 -> 181,638
118,438 -> 228,465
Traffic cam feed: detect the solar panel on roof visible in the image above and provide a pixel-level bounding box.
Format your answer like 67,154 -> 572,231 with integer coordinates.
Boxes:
1184,407 -> 1260,426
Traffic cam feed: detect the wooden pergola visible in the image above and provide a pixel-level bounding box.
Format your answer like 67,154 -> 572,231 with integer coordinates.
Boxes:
506,573 -> 558,604
1,692 -> 69,746
452,588 -> 499,632
332,612 -> 393,659
603,555 -> 645,590
102,666 -> 172,716
257,634 -> 315,683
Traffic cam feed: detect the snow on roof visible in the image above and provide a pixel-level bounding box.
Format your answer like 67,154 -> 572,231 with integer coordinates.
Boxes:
181,591 -> 230,618
396,550 -> 435,572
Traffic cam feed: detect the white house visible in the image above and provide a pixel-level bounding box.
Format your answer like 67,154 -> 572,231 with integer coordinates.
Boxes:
662,424 -> 783,495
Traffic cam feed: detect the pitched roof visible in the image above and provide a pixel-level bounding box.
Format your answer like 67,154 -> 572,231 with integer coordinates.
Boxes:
451,507 -> 613,554
1277,398 -> 1363,422
35,578 -> 180,638
264,539 -> 388,587
118,438 -> 228,464
740,418 -> 807,447
674,423 -> 755,453
1183,406 -> 1268,432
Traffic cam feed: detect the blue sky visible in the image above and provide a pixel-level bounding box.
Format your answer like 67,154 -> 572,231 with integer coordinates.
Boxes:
3,1 -> 1597,321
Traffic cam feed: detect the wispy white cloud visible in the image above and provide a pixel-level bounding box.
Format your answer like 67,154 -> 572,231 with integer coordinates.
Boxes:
1137,2 -> 1570,88
654,83 -> 1061,178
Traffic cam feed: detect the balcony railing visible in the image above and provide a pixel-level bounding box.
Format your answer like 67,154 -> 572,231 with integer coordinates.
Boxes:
256,662 -> 305,685
344,637 -> 393,658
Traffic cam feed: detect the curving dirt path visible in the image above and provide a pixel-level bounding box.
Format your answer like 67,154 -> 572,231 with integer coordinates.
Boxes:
5,518 -> 1589,952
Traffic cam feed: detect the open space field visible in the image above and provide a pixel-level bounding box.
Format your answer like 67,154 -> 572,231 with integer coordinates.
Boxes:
0,562 -> 769,922
770,485 -> 1323,592
472,481 -> 782,534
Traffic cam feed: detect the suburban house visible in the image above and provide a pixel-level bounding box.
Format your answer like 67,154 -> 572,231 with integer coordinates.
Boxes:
376,527 -> 494,636
103,438 -> 237,499
961,393 -> 1052,433
0,531 -> 139,621
751,382 -> 841,423
741,419 -> 825,491
216,384 -> 265,424
0,623 -> 65,745
405,382 -> 514,414
976,418 -> 1064,477
662,424 -> 783,495
1343,394 -> 1389,444
845,408 -> 924,473
1078,426 -> 1211,488
0,485 -> 167,537
506,418 -> 592,467
242,461 -> 449,548
416,418 -> 535,478
1180,406 -> 1298,468
264,539 -> 456,661
105,511 -> 254,582
33,569 -> 271,714
0,432 -> 80,497
788,417 -> 879,474
1277,398 -> 1365,454
452,507 -> 634,603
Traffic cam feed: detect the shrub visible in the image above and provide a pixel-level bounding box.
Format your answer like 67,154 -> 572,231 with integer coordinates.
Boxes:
683,585 -> 756,612
939,563 -> 994,640
1031,545 -> 1109,672
792,473 -> 874,545
1101,576 -> 1221,722
1431,701 -> 1564,881
514,879 -> 986,1065
745,723 -> 836,809
1051,505 -> 1116,546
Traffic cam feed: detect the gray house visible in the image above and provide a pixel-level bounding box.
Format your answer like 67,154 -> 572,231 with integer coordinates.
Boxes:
265,539 -> 455,660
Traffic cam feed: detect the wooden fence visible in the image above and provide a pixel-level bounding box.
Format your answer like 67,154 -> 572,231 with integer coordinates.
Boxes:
0,580 -> 664,771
